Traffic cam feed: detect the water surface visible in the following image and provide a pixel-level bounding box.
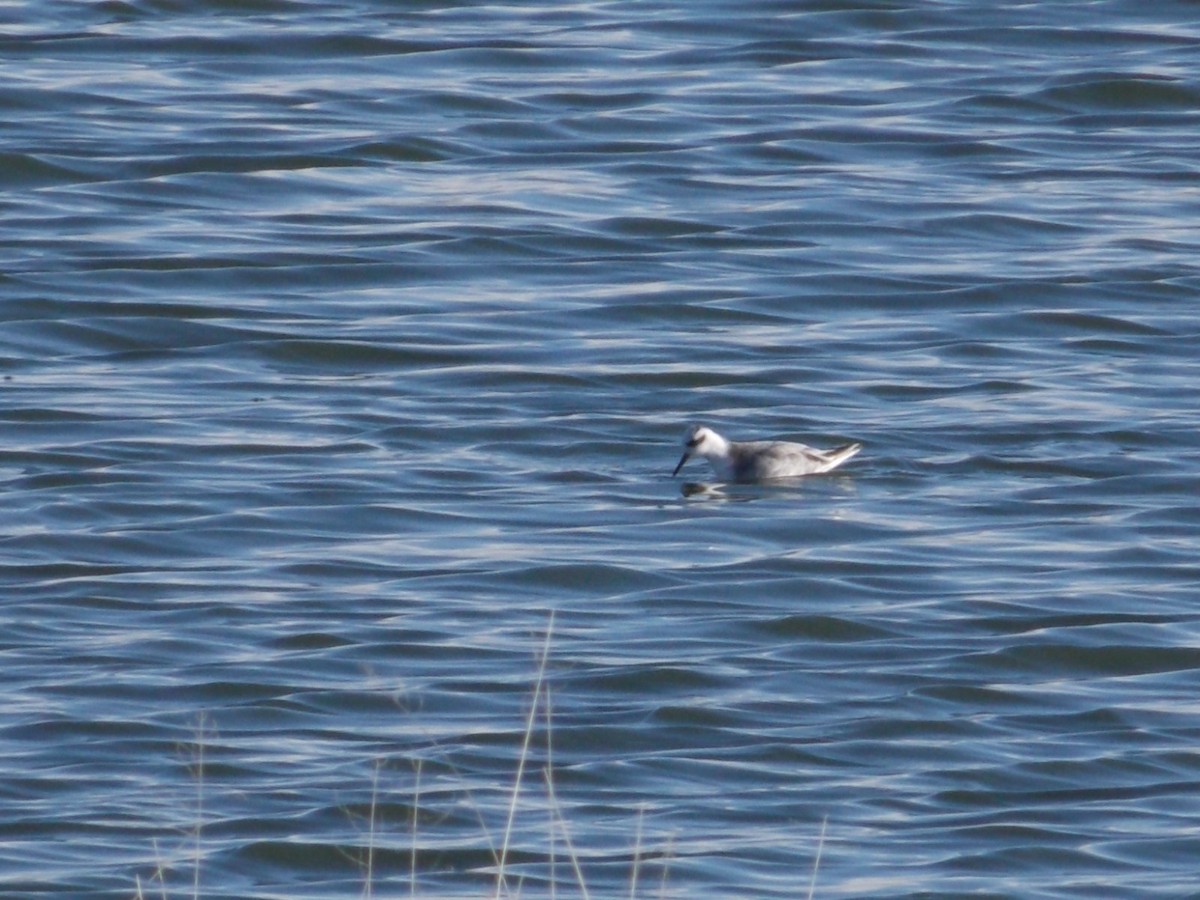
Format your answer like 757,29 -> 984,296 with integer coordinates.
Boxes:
2,1 -> 1199,897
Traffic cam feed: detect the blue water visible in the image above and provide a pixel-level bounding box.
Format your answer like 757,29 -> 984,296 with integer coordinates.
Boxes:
3,2 -> 1200,897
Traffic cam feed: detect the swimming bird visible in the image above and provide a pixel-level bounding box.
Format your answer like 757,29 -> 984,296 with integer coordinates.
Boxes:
672,424 -> 862,483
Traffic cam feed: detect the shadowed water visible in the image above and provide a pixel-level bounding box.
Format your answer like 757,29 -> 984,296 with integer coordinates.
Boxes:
2,1 -> 1199,897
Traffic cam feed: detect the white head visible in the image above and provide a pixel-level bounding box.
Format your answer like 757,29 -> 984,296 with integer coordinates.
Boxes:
672,424 -> 728,476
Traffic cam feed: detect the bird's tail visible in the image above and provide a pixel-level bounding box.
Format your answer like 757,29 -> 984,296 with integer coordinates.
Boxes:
819,442 -> 862,472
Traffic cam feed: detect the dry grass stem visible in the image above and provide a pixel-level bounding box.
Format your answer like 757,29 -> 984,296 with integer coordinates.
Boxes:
495,610 -> 556,898
806,815 -> 828,900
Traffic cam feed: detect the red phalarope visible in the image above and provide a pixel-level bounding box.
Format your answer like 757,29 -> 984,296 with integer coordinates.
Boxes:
672,424 -> 862,483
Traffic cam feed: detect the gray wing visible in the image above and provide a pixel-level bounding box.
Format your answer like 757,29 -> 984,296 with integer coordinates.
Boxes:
731,440 -> 830,481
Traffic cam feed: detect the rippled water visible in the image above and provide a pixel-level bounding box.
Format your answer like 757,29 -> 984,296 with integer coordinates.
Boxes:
3,2 -> 1200,897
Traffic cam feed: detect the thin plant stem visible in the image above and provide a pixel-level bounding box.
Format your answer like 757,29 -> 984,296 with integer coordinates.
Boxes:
806,815 -> 828,900
411,758 -> 422,898
629,805 -> 645,900
495,610 -> 556,898
192,713 -> 207,900
546,681 -> 556,900
656,835 -> 675,900
152,837 -> 169,900
545,766 -> 590,900
362,760 -> 380,900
